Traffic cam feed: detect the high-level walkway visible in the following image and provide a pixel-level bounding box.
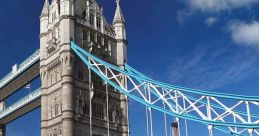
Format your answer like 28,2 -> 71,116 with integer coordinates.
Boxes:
0,50 -> 40,125
0,50 -> 40,102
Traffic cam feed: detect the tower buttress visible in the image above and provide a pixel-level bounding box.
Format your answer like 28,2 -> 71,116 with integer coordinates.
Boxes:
39,1 -> 49,135
57,1 -> 75,136
113,1 -> 129,136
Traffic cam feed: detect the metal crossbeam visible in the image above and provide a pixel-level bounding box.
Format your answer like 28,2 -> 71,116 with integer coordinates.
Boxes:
71,41 -> 259,136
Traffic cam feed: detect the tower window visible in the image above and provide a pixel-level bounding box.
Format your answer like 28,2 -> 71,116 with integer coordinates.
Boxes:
83,101 -> 89,115
82,30 -> 88,44
109,111 -> 113,122
90,32 -> 95,42
78,70 -> 84,80
82,11 -> 86,18
97,36 -> 102,44
104,38 -> 108,46
55,103 -> 59,116
92,102 -> 104,119
97,17 -> 101,29
90,14 -> 94,26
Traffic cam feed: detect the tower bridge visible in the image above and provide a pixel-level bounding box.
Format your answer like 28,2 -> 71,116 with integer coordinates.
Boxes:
0,0 -> 259,136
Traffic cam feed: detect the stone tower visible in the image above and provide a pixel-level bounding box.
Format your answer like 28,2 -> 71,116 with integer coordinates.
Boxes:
39,0 -> 129,135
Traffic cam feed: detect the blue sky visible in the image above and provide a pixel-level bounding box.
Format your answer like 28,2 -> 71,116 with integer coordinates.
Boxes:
0,0 -> 259,136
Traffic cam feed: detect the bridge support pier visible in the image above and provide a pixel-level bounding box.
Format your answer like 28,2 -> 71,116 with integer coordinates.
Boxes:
0,101 -> 6,136
0,125 -> 5,136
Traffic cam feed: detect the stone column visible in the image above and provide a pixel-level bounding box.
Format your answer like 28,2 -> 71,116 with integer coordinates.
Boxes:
120,95 -> 129,136
0,102 -> 6,136
61,53 -> 75,136
119,73 -> 129,136
41,82 -> 48,136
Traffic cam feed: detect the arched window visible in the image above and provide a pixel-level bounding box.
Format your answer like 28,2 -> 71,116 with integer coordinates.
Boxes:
90,32 -> 95,42
97,35 -> 102,45
83,100 -> 89,115
92,102 -> 104,119
90,14 -> 94,26
55,103 -> 59,116
49,106 -> 52,118
60,101 -> 62,114
78,70 -> 84,80
78,99 -> 83,114
96,16 -> 101,29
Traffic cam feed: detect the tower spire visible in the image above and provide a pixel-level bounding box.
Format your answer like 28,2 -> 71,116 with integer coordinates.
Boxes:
113,0 -> 125,24
40,0 -> 49,18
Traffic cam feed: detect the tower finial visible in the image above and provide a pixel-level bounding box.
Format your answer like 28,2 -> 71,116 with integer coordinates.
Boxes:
116,0 -> 120,5
113,0 -> 125,24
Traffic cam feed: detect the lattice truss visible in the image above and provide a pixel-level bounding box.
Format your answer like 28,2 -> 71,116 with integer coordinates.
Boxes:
71,42 -> 259,136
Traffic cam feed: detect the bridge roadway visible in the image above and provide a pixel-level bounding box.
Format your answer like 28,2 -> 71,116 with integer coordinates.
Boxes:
0,89 -> 41,124
0,50 -> 40,124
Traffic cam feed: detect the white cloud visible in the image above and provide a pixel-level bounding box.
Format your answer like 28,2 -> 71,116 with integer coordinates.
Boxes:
188,0 -> 258,13
189,0 -> 228,12
229,21 -> 259,47
205,17 -> 217,26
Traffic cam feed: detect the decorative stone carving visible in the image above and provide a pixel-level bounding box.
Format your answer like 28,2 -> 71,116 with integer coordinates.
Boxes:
47,59 -> 62,87
48,125 -> 62,136
48,96 -> 62,119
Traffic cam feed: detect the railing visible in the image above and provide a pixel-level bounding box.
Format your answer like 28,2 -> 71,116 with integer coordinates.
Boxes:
0,49 -> 40,89
0,89 -> 41,119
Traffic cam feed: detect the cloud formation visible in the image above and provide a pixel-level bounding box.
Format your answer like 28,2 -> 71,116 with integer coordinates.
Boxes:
176,0 -> 259,25
205,17 -> 217,26
229,21 -> 259,47
188,0 -> 258,13
165,44 -> 259,91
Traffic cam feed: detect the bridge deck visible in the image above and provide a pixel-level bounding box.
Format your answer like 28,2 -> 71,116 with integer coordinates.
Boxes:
0,89 -> 41,124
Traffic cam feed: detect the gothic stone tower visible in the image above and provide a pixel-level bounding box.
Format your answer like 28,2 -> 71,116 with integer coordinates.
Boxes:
39,0 -> 128,136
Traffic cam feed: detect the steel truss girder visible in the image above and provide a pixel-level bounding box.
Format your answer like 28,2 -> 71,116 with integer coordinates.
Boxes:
71,41 -> 259,136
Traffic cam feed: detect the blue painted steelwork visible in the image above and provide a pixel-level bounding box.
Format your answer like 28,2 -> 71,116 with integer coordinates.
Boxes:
0,50 -> 40,89
71,41 -> 259,135
0,89 -> 41,120
71,42 -> 259,101
125,64 -> 259,120
125,63 -> 246,136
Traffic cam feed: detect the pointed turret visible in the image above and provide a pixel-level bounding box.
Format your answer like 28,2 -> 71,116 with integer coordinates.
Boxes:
40,0 -> 49,34
113,0 -> 127,66
40,0 -> 49,18
113,0 -> 125,24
